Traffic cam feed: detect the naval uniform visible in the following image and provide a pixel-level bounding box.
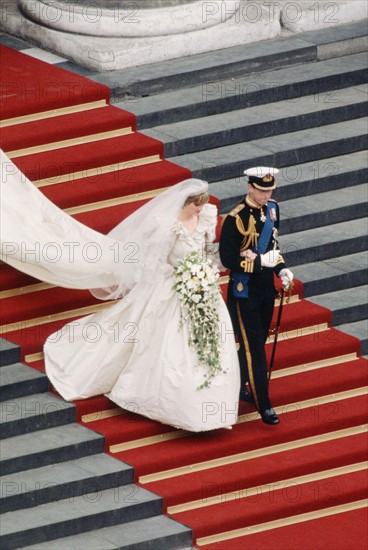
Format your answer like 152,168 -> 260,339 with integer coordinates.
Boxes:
219,195 -> 285,413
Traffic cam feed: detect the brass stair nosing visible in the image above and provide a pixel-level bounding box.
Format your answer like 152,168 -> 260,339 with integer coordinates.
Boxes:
138,423 -> 367,485
168,461 -> 367,514
65,185 -> 167,215
0,100 -> 108,128
34,155 -> 162,188
0,282 -> 55,300
271,352 -> 358,379
196,499 -> 368,546
109,387 -> 367,455
266,322 -> 329,343
82,407 -> 123,423
83,352 -> 360,425
0,300 -> 117,335
6,127 -> 133,158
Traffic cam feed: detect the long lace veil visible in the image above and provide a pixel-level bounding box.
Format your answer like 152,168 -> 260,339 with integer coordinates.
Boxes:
0,148 -> 208,298
91,177 -> 209,299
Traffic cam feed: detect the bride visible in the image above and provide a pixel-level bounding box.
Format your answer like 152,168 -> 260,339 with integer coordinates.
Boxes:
1,149 -> 240,432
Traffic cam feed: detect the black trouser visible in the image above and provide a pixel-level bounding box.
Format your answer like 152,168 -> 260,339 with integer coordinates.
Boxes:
227,283 -> 275,412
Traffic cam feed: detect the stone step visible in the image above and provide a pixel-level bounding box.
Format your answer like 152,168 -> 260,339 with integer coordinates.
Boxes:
214,151 -> 368,212
114,51 -> 368,128
339,320 -> 368,356
169,117 -> 368,183
242,186 -> 366,236
292,252 -> 368,297
21,514 -> 192,550
0,453 -> 134,514
294,240 -> 368,341
1,424 -> 105,476
93,36 -> 316,99
90,21 -> 368,100
143,85 -> 368,157
308,285 -> 368,326
0,393 -> 75,440
279,183 -> 367,234
281,217 -> 368,267
0,362 -> 48,402
0,484 -> 162,550
0,338 -> 20,367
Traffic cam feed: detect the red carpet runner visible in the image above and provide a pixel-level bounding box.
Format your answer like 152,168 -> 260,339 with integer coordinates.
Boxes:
1,45 -> 367,549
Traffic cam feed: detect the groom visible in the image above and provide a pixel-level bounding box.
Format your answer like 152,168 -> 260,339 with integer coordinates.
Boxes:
219,167 -> 293,425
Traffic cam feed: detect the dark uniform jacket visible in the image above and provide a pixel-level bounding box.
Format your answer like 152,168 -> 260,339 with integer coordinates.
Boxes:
219,195 -> 286,299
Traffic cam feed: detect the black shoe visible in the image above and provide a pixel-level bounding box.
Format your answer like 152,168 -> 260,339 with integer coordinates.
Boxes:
261,408 -> 280,425
239,388 -> 254,403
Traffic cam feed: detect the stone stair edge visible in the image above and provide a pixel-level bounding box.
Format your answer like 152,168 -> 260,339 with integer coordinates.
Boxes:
0,423 -> 105,476
281,202 -> 366,236
281,216 -> 366,241
92,37 -> 317,97
142,88 -> 368,157
338,320 -> 368,355
171,118 -> 367,182
20,515 -> 193,550
0,361 -> 46,380
214,151 -> 368,208
88,21 -> 368,97
292,252 -> 368,296
0,342 -> 48,405
0,392 -> 76,439
115,53 -> 368,127
143,83 -> 368,133
0,363 -> 48,402
0,339 -> 21,367
280,183 -> 367,211
308,285 -> 368,324
0,453 -> 134,514
0,485 -> 163,550
281,216 -> 366,252
278,184 -> 367,234
279,216 -> 367,268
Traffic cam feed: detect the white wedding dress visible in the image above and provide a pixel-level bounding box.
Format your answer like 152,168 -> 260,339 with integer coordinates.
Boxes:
45,213 -> 240,432
1,149 -> 240,432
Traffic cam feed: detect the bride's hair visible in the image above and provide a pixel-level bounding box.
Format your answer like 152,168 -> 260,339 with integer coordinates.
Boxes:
184,192 -> 209,207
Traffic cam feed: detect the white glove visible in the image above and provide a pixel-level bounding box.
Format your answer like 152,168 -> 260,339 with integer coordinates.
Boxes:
260,250 -> 280,268
279,268 -> 294,288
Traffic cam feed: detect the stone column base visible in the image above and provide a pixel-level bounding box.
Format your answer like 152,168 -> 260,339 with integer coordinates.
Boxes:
1,0 -> 281,71
0,1 -> 366,72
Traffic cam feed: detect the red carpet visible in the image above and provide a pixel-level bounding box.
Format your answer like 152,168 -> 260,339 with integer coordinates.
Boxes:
174,469 -> 367,538
12,132 -> 164,181
203,507 -> 368,550
143,431 -> 368,508
1,104 -> 136,151
0,45 -> 110,120
106,395 -> 367,476
41,160 -> 191,210
2,287 -> 100,325
1,47 -> 367,549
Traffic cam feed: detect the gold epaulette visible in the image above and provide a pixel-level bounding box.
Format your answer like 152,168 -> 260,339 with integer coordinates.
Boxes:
229,203 -> 245,217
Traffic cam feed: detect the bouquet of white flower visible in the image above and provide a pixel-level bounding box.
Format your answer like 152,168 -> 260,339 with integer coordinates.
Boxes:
172,250 -> 225,388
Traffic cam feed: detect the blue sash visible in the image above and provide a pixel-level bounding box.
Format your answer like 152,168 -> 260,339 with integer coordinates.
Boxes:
232,203 -> 274,298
